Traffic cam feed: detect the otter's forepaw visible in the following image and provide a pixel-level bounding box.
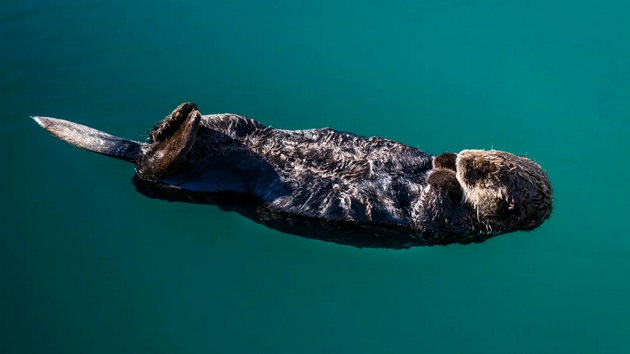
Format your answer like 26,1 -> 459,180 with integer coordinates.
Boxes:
433,152 -> 457,171
427,169 -> 463,206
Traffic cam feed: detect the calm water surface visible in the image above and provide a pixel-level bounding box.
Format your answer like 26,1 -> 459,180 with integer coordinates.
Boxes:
2,1 -> 629,353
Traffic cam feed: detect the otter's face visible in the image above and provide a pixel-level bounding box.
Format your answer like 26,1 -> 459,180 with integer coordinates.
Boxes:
455,149 -> 552,232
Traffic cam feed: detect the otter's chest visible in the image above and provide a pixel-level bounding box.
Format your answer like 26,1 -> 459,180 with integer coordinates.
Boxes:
249,128 -> 431,182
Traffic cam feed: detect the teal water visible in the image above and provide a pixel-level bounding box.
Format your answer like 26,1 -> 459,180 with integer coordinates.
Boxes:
2,1 -> 629,353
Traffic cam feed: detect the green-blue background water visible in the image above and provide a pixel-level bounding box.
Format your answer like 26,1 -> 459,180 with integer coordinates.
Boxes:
2,1 -> 629,353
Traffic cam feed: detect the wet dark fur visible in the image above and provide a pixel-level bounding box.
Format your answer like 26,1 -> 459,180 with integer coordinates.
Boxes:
33,102 -> 553,249
135,103 -> 551,247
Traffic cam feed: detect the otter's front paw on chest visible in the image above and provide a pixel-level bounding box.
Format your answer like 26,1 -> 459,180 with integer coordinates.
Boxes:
427,167 -> 463,205
432,152 -> 457,171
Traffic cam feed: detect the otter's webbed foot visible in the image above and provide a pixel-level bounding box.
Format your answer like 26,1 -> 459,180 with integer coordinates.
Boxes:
136,102 -> 201,181
148,102 -> 199,143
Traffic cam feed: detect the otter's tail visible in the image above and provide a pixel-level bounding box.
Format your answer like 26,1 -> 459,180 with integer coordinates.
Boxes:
32,116 -> 144,163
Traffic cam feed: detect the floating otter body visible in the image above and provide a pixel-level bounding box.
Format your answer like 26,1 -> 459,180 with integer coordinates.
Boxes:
33,102 -> 552,249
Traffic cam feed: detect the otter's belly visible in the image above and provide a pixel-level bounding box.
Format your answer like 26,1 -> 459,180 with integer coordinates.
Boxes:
265,172 -> 424,227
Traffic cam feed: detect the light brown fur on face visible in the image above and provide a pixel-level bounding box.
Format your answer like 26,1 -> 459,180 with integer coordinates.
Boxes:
456,149 -> 552,231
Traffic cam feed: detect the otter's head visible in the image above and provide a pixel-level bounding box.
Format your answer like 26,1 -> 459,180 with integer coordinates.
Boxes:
455,149 -> 552,232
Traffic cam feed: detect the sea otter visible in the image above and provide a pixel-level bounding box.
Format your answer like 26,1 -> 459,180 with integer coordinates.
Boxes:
33,102 -> 552,249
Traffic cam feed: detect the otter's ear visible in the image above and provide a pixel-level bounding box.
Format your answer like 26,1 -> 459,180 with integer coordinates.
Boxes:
427,169 -> 463,206
433,152 -> 457,171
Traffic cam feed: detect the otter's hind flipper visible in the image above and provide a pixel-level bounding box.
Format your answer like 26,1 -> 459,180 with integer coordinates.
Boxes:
136,102 -> 201,180
32,116 -> 144,163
